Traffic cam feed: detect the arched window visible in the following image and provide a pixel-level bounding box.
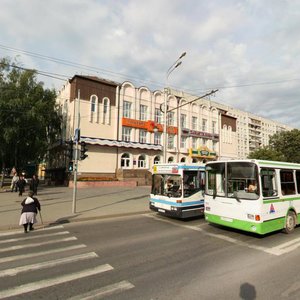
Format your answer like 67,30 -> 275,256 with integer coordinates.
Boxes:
154,156 -> 161,164
192,158 -> 198,163
90,95 -> 98,122
121,153 -> 131,169
138,154 -> 146,168
180,157 -> 186,163
102,97 -> 110,124
168,156 -> 174,163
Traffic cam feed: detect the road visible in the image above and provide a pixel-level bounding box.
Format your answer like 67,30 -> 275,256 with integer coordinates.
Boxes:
1,213 -> 300,299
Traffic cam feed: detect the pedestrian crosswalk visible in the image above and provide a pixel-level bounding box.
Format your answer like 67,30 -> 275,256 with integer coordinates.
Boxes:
0,225 -> 134,299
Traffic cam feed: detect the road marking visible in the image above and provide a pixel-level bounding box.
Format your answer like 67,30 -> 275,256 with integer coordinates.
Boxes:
67,280 -> 135,300
0,244 -> 86,264
0,236 -> 77,253
0,252 -> 98,277
0,231 -> 70,244
265,236 -> 300,256
0,264 -> 114,299
144,214 -> 271,254
0,225 -> 64,237
281,281 -> 300,297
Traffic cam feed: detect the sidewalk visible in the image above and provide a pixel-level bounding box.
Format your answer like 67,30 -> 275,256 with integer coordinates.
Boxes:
0,185 -> 151,231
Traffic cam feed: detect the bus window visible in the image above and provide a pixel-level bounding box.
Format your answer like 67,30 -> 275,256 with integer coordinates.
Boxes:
261,168 -> 278,197
182,170 -> 205,198
296,170 -> 300,194
227,162 -> 259,200
280,170 -> 295,195
206,163 -> 225,197
152,174 -> 181,197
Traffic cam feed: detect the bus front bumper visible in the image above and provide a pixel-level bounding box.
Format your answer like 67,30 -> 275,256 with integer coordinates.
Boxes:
149,202 -> 204,218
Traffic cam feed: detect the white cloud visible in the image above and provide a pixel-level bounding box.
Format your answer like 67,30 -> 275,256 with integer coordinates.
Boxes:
0,0 -> 300,127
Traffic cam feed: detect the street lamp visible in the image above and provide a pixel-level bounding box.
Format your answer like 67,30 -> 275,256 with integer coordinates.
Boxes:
163,52 -> 186,163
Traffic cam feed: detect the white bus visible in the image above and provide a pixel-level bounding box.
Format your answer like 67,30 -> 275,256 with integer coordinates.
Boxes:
149,163 -> 205,218
205,159 -> 300,235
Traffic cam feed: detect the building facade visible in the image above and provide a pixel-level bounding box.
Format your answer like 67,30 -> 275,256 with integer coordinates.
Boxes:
54,75 -> 293,184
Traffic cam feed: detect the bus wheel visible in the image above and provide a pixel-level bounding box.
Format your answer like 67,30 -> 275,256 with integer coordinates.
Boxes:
283,211 -> 297,234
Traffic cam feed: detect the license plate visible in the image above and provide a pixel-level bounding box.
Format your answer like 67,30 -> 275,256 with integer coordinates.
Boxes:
221,217 -> 233,222
158,209 -> 165,213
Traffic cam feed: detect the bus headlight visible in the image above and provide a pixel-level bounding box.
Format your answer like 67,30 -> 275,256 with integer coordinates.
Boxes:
171,206 -> 177,211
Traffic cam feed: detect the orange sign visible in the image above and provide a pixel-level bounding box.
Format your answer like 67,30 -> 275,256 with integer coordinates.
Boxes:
122,118 -> 178,134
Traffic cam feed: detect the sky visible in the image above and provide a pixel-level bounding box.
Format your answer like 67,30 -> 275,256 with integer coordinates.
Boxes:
1,0 -> 300,128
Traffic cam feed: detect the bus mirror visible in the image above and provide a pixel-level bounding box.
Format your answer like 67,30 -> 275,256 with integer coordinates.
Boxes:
233,191 -> 241,203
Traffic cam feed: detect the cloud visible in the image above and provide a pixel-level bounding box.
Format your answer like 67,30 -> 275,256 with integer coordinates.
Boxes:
0,0 -> 300,128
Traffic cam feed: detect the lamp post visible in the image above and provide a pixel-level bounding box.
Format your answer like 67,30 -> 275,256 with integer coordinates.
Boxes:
163,52 -> 186,163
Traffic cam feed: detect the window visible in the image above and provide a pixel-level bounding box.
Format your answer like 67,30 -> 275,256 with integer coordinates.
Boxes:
192,117 -> 198,130
183,170 -> 205,197
180,136 -> 187,148
103,98 -> 110,124
123,101 -> 132,118
212,121 -> 217,133
202,119 -> 207,132
167,134 -> 174,149
180,114 -> 187,128
167,111 -> 175,126
122,127 -> 131,142
168,156 -> 174,163
192,137 -> 197,148
180,157 -> 186,162
154,132 -> 162,145
90,95 -> 98,122
206,163 -> 226,197
138,155 -> 146,168
296,171 -> 300,193
261,168 -> 278,197
155,108 -> 162,124
154,156 -> 160,164
121,153 -> 130,168
140,104 -> 147,121
139,130 -> 147,143
280,170 -> 295,195
212,141 -> 217,151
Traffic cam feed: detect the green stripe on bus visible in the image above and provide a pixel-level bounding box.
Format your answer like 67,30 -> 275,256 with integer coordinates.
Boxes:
263,197 -> 300,204
205,213 -> 285,235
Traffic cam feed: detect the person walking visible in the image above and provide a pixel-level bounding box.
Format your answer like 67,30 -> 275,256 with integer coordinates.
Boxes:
11,173 -> 19,192
19,191 -> 41,233
30,174 -> 39,195
17,175 -> 26,196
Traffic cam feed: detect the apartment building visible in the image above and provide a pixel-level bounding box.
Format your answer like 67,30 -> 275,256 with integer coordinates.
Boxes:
54,75 -> 293,183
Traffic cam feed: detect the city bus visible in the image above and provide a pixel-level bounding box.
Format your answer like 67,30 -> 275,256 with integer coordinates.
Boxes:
205,159 -> 300,235
149,163 -> 205,218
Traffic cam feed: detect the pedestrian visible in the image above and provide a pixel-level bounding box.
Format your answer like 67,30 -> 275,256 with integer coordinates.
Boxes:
19,191 -> 41,233
30,174 -> 39,195
17,175 -> 26,196
11,173 -> 19,192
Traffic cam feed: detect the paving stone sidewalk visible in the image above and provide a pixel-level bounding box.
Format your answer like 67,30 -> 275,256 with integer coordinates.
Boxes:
0,185 -> 151,231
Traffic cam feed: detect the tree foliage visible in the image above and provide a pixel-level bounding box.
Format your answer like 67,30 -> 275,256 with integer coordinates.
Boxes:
248,129 -> 300,163
0,57 -> 61,171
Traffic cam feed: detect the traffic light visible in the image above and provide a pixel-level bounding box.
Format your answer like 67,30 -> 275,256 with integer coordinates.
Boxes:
66,140 -> 74,160
68,161 -> 73,172
80,141 -> 88,160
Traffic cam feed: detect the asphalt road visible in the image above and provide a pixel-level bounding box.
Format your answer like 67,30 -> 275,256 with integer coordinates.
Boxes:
1,214 -> 300,299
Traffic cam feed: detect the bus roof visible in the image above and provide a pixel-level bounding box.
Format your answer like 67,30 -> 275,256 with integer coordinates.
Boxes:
206,159 -> 300,170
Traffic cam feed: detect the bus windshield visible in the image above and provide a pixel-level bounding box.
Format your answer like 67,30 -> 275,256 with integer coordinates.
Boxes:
151,170 -> 205,198
206,161 -> 259,200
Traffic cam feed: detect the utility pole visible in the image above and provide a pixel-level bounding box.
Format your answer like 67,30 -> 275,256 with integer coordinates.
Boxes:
72,89 -> 80,214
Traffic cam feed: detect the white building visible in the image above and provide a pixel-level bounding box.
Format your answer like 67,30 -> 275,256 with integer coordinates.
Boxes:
53,75 -> 293,184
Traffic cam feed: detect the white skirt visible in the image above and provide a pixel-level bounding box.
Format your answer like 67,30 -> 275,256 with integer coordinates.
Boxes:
19,212 -> 37,225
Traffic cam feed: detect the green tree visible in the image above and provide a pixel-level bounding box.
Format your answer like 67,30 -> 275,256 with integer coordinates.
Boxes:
248,129 -> 300,163
0,57 -> 61,178
248,145 -> 284,161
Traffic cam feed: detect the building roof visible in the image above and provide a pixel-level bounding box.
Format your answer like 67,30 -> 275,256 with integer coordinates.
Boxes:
70,75 -> 120,87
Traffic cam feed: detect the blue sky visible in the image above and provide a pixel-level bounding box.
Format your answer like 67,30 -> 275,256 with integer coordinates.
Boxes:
1,0 -> 300,128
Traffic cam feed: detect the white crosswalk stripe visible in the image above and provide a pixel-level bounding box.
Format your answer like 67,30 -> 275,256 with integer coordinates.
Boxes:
0,225 -> 135,299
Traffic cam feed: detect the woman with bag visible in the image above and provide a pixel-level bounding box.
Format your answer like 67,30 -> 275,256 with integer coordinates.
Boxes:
19,191 -> 41,233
